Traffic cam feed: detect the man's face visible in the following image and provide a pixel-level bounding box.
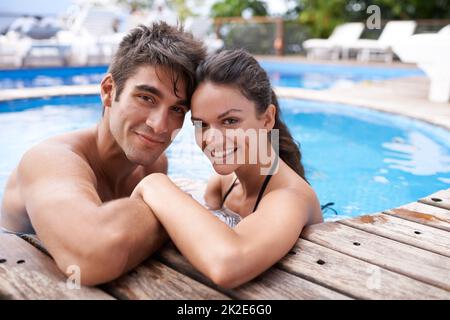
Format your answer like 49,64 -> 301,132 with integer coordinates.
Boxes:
106,65 -> 189,166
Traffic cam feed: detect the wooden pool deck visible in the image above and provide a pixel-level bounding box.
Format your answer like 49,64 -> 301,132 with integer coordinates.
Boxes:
1,188 -> 449,300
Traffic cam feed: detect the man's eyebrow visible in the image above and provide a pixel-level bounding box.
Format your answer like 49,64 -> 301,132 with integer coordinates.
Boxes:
135,84 -> 188,107
176,99 -> 190,108
217,108 -> 243,119
134,85 -> 163,97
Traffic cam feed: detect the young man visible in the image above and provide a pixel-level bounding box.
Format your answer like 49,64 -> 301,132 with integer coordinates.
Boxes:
0,22 -> 206,285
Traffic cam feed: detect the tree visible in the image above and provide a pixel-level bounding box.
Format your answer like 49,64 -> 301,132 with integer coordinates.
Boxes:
367,0 -> 450,20
116,0 -> 154,13
210,0 -> 268,18
169,0 -> 197,21
116,0 -> 202,22
291,0 -> 450,38
296,0 -> 348,38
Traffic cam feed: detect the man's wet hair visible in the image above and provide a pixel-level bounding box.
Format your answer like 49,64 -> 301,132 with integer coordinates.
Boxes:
108,22 -> 206,102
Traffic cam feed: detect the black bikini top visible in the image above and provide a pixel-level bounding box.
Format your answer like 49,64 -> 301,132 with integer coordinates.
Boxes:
221,173 -> 273,213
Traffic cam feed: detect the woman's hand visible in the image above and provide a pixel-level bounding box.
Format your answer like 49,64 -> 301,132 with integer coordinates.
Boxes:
130,176 -> 149,200
130,181 -> 143,200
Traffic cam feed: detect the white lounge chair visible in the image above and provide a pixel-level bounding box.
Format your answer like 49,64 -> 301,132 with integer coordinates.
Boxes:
437,24 -> 450,35
392,24 -> 450,103
0,32 -> 31,67
302,22 -> 365,60
347,21 -> 417,63
23,5 -> 124,66
64,6 -> 124,65
145,0 -> 178,27
1,17 -> 61,67
184,17 -> 224,54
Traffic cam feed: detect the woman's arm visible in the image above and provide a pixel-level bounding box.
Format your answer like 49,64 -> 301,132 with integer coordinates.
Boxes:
134,173 -> 313,288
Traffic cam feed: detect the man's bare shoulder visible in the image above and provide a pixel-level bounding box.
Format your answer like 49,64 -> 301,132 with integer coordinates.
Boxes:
44,127 -> 96,152
1,128 -> 101,232
19,128 -> 98,185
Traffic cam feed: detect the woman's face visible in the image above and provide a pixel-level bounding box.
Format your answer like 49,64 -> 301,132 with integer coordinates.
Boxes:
190,82 -> 275,175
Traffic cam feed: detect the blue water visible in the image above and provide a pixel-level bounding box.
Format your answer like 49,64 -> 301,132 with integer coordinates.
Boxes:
0,65 -> 107,89
1,95 -> 449,220
0,62 -> 424,90
260,61 -> 425,90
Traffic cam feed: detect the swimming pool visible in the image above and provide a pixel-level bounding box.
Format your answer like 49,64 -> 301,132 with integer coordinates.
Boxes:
1,95 -> 449,220
0,66 -> 107,89
0,62 -> 425,90
261,61 -> 425,90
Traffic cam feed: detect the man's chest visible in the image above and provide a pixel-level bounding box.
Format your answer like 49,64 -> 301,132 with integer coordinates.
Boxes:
96,170 -> 146,202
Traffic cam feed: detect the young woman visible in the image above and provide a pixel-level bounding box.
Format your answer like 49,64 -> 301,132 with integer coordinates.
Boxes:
132,49 -> 323,289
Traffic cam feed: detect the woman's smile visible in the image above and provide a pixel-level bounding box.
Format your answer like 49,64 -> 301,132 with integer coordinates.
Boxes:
210,147 -> 238,160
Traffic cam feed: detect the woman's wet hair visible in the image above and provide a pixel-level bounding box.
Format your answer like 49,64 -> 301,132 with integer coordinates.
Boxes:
195,49 -> 308,182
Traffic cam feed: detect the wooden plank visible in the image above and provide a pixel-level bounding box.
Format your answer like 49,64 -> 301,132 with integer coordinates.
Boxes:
419,189 -> 450,211
301,222 -> 450,291
385,202 -> 450,232
279,239 -> 450,299
0,233 -> 114,300
103,259 -> 230,300
338,213 -> 450,257
157,244 -> 350,300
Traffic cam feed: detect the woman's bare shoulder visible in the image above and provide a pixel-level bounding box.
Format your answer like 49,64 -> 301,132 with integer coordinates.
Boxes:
267,162 -> 323,224
204,173 -> 235,210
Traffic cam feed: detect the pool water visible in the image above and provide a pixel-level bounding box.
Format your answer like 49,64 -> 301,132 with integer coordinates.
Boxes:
0,95 -> 449,220
260,61 -> 425,90
0,66 -> 107,89
0,62 -> 424,90
282,99 -> 450,218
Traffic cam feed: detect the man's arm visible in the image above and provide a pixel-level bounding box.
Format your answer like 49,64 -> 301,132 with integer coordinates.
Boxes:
17,143 -> 167,285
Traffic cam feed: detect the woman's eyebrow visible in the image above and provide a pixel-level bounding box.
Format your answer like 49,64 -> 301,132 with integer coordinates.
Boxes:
191,116 -> 204,122
191,108 -> 243,122
217,108 -> 243,119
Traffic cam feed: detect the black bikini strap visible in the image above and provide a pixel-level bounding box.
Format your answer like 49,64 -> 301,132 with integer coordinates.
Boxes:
222,176 -> 238,205
253,154 -> 280,212
252,174 -> 272,212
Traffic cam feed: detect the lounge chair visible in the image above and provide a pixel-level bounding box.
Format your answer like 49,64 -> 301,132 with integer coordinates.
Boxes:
302,22 -> 365,60
392,24 -> 450,102
0,32 -> 31,67
438,24 -> 450,35
22,5 -> 124,66
1,17 -> 60,67
145,0 -> 178,26
64,6 -> 124,65
346,21 -> 417,63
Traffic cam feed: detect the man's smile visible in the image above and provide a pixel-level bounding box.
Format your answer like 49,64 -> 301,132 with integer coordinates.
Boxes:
135,131 -> 166,147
